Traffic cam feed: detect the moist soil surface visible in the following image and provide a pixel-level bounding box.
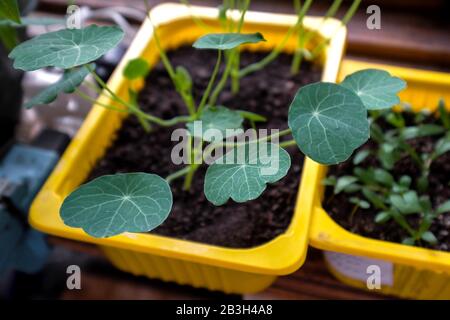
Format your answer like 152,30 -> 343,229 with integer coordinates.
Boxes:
89,46 -> 322,248
325,113 -> 450,252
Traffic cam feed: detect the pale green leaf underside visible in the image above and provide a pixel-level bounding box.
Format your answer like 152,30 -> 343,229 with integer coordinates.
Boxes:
186,106 -> 244,142
24,65 -> 91,108
9,25 -> 124,71
288,82 -> 369,165
341,69 -> 406,110
193,32 -> 265,50
60,173 -> 173,238
204,143 -> 291,205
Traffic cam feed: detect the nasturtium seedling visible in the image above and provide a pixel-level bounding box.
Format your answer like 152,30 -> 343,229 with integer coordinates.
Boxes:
340,69 -> 406,110
60,173 -> 173,238
9,25 -> 124,71
123,58 -> 150,80
186,106 -> 244,141
288,82 -> 370,164
204,142 -> 291,205
24,65 -> 91,108
4,0 -> 408,239
193,32 -> 266,50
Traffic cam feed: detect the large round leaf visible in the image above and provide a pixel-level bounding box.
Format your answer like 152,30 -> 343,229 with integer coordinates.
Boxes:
60,173 -> 172,238
340,69 -> 406,110
204,142 -> 291,205
193,32 -> 265,50
288,82 -> 369,165
9,25 -> 124,71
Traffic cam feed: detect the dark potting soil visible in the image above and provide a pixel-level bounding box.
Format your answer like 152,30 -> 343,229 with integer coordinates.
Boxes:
89,46 -> 322,248
325,113 -> 450,252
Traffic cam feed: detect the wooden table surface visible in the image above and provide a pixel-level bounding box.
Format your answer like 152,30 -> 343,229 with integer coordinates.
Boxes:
19,0 -> 448,300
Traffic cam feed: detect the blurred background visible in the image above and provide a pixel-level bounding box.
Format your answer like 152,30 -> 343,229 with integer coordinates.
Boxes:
0,0 -> 449,300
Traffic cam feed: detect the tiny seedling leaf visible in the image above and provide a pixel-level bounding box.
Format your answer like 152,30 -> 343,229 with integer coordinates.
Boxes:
434,134 -> 450,159
437,200 -> 450,214
373,168 -> 394,187
389,191 -> 422,215
375,211 -> 391,224
193,32 -> 266,50
402,237 -> 415,246
186,106 -> 244,142
438,99 -> 450,129
400,124 -> 445,140
350,197 -> 370,209
288,82 -> 369,165
421,231 -> 438,245
23,65 -> 91,108
204,143 -> 291,205
334,176 -> 358,194
353,149 -> 370,165
123,58 -> 150,80
362,188 -> 386,210
341,69 -> 406,110
60,173 -> 173,238
9,25 -> 124,71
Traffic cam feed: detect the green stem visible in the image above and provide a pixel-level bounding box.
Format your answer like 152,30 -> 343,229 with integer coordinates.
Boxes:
87,65 -> 189,127
311,0 -> 361,58
183,140 -> 203,190
75,89 -> 127,113
179,0 -> 213,32
197,50 -> 222,115
290,0 -> 316,74
204,128 -> 292,157
290,29 -> 305,74
296,0 -> 342,62
279,139 -> 297,148
231,52 -> 240,94
208,50 -> 237,106
144,1 -> 196,115
238,0 -> 313,78
166,166 -> 191,184
228,0 -> 249,95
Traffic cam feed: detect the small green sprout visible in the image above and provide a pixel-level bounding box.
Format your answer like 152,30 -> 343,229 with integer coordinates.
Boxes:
324,105 -> 450,246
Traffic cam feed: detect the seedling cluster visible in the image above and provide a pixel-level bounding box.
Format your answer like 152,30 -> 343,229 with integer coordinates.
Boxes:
324,102 -> 450,246
4,0 -> 406,238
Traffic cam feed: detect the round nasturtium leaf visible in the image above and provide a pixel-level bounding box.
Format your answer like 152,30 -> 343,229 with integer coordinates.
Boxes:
9,25 -> 124,71
340,69 -> 406,110
204,142 -> 291,205
192,32 -> 266,50
186,106 -> 244,142
123,58 -> 150,80
288,82 -> 370,165
24,65 -> 91,109
60,173 -> 173,238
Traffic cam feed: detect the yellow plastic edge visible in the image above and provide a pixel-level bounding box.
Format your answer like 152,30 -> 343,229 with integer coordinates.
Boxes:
308,59 -> 450,273
29,3 -> 346,276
